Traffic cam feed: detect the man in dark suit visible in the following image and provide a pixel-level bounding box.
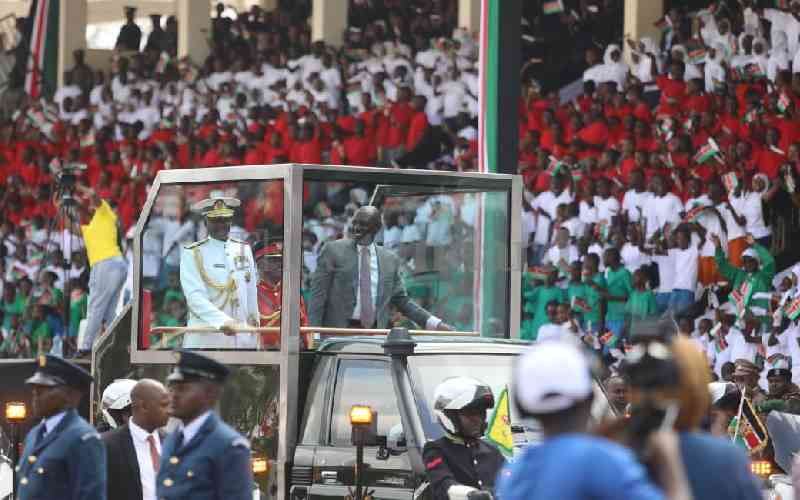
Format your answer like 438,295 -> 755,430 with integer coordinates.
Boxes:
17,355 -> 106,500
115,6 -> 142,51
156,350 -> 253,500
309,205 -> 454,330
103,379 -> 170,500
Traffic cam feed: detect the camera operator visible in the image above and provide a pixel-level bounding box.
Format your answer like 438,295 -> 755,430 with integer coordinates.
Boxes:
72,183 -> 127,358
497,341 -> 692,500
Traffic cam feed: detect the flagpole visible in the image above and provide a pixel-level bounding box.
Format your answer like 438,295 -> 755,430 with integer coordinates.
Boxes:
731,389 -> 746,443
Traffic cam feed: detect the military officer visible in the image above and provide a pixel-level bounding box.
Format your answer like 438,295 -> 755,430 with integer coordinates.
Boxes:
17,354 -> 107,500
157,349 -> 253,500
254,241 -> 308,347
180,196 -> 259,349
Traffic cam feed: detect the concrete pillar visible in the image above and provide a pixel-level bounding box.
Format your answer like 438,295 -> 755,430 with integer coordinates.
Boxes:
458,0 -> 480,33
58,0 -> 87,88
177,0 -> 211,64
623,0 -> 664,62
311,0 -> 348,47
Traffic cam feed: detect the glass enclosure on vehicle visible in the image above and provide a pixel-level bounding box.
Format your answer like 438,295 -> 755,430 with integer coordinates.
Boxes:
116,164 -> 521,499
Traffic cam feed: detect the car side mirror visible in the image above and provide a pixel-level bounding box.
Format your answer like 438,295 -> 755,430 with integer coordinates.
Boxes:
377,423 -> 407,460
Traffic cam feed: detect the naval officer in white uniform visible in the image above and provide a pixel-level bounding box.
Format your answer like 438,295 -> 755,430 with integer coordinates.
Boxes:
179,196 -> 259,348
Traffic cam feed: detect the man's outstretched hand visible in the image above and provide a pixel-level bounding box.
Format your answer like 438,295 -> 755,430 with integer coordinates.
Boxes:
221,321 -> 245,336
437,322 -> 455,332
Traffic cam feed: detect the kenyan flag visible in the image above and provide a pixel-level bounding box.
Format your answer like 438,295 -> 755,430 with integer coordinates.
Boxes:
722,172 -> 739,193
654,16 -> 672,33
715,335 -> 728,353
693,143 -> 717,164
599,331 -> 617,347
528,266 -> 553,282
571,296 -> 591,313
785,297 -> 800,320
546,156 -> 564,176
731,281 -> 754,314
683,205 -> 708,224
778,93 -> 792,114
24,0 -> 60,99
543,0 -> 565,15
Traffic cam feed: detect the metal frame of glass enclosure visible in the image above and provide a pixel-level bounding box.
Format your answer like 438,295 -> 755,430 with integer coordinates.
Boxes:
127,164 -> 522,499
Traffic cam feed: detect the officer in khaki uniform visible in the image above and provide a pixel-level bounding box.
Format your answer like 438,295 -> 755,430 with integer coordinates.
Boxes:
179,196 -> 259,349
157,349 -> 253,500
16,355 -> 107,500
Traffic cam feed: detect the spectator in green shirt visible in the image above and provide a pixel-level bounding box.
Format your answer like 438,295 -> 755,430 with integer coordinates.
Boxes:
567,261 -> 591,326
26,304 -> 52,357
581,253 -> 606,334
595,248 -> 633,339
624,269 -> 658,338
712,233 -> 775,316
1,283 -> 25,331
522,265 -> 566,340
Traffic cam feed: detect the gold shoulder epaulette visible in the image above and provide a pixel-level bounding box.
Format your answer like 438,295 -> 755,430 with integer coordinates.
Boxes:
184,238 -> 208,249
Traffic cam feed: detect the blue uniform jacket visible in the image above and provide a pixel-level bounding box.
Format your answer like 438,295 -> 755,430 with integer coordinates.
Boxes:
156,411 -> 253,500
16,409 -> 107,500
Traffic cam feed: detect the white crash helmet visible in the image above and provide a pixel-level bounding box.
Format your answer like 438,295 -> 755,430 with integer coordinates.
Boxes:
101,379 -> 137,429
432,377 -> 495,436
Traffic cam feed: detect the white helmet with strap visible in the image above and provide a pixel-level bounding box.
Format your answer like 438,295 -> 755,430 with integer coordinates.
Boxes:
101,378 -> 137,429
432,377 -> 495,436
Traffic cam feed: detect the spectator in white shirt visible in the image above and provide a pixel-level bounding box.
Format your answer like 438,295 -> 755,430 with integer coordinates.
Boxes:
620,224 -> 650,273
622,170 -> 650,226
600,44 -> 629,91
760,4 -> 800,60
711,181 -> 748,267
535,301 -> 564,342
593,177 -> 621,227
738,174 -> 777,249
667,227 -> 700,315
544,227 -> 580,277
651,238 -> 675,314
532,175 -> 574,265
54,72 -> 82,114
642,175 -> 682,241
582,47 -> 605,86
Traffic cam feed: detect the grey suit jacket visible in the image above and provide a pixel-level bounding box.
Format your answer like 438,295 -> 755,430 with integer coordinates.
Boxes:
309,238 -> 431,328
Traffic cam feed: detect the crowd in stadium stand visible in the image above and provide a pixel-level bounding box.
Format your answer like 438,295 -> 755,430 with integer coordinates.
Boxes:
519,0 -> 800,398
4,0 -> 800,402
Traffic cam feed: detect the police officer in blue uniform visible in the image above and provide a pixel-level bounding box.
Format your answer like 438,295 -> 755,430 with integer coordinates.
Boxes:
156,349 -> 253,500
16,354 -> 107,500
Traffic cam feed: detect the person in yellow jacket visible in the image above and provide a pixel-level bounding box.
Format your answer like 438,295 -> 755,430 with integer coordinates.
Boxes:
74,184 -> 127,358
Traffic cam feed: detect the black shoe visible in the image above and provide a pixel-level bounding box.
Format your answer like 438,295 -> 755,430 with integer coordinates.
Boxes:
70,350 -> 91,360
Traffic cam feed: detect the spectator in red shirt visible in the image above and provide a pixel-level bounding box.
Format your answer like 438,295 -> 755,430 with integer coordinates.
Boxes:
383,87 -> 413,166
263,132 -> 288,164
393,96 -> 440,169
294,122 -> 322,164
331,120 -> 377,166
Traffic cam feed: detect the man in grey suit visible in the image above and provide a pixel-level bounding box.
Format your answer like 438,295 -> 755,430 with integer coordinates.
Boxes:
309,206 -> 453,330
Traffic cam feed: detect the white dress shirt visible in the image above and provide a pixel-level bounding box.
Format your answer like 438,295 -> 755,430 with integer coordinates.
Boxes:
352,242 -> 441,329
129,418 -> 162,500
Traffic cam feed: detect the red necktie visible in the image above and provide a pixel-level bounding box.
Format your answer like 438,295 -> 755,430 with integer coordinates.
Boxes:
147,434 -> 160,472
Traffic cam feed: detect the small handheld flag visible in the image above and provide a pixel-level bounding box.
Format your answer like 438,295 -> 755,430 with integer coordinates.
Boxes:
485,387 -> 514,458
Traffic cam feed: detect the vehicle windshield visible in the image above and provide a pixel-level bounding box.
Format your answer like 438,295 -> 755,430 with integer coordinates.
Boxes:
408,353 -> 613,446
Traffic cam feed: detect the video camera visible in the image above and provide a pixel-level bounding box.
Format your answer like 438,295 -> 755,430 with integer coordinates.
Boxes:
53,161 -> 87,208
618,319 -> 682,456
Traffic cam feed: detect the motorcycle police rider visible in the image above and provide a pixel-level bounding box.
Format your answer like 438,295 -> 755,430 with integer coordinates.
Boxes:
423,377 -> 505,500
